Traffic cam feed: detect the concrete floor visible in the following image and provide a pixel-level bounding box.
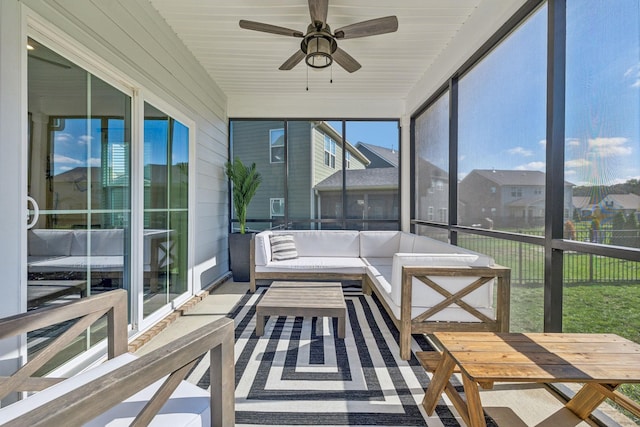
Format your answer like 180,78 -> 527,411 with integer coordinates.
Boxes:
134,279 -> 637,427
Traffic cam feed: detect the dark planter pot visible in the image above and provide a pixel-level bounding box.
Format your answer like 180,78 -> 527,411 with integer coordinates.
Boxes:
229,232 -> 254,282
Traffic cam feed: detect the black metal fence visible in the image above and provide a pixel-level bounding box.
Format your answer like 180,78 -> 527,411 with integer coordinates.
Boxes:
458,232 -> 639,286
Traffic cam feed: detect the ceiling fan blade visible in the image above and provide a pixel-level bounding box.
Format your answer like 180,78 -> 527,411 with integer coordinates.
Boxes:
333,48 -> 361,73
308,0 -> 329,27
239,20 -> 304,38
279,50 -> 306,70
334,16 -> 398,39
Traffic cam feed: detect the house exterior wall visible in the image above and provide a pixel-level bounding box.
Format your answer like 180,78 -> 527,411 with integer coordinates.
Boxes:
231,120 -> 286,221
459,173 -> 502,226
287,122 -> 314,220
0,0 -> 229,374
231,121 -> 369,225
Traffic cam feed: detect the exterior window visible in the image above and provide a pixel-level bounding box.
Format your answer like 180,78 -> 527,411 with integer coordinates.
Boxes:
346,151 -> 351,169
438,208 -> 447,222
324,135 -> 336,168
270,198 -> 284,217
428,206 -> 434,221
511,187 -> 523,198
270,128 -> 284,163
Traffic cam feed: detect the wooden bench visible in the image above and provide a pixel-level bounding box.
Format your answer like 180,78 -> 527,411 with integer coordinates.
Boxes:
421,332 -> 640,427
0,289 -> 235,426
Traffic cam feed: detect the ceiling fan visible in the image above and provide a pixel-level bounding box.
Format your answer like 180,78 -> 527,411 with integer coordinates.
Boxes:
239,0 -> 398,73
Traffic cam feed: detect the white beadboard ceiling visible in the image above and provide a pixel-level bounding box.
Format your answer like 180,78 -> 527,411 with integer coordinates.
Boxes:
148,0 -> 526,117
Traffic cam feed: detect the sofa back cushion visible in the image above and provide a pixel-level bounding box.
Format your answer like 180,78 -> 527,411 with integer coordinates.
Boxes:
70,229 -> 124,256
254,231 -> 273,266
284,230 -> 360,258
412,235 -> 495,265
28,229 -> 74,256
398,233 -> 415,252
359,231 -> 401,258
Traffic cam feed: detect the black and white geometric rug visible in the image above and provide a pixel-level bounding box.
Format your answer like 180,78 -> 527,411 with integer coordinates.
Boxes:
186,286 -> 497,426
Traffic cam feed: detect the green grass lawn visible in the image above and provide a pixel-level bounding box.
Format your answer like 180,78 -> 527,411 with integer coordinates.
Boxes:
510,282 -> 640,422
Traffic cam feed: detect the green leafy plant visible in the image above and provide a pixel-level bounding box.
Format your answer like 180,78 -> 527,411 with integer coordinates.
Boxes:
225,157 -> 262,234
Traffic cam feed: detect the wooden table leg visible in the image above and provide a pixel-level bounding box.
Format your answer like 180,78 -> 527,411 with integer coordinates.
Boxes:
422,350 -> 457,415
565,383 -> 618,420
337,314 -> 345,339
462,371 -> 487,427
256,312 -> 265,336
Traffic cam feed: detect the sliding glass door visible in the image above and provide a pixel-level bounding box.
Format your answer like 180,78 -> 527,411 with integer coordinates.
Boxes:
27,38 -> 131,366
143,102 -> 189,317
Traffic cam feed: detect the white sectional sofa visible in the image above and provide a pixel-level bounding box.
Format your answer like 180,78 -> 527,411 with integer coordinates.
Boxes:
28,229 -> 126,274
27,228 -> 172,291
251,230 -> 510,359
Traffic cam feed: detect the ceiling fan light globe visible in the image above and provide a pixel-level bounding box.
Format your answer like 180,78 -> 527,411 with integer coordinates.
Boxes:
302,34 -> 336,69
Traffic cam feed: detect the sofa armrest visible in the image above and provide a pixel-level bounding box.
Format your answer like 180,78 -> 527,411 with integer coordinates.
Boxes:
397,264 -> 511,360
390,253 -> 486,307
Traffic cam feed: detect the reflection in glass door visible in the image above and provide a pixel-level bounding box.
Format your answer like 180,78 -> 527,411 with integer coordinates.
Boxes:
143,102 -> 189,317
27,39 -> 131,368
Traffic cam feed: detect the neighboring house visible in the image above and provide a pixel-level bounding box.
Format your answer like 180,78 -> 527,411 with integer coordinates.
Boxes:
355,142 -> 398,168
49,164 -> 187,230
572,193 -> 640,220
231,121 -> 370,225
598,193 -> 640,218
312,141 -> 400,229
572,196 -> 592,219
314,167 -> 399,230
459,169 -> 574,228
415,157 -> 449,223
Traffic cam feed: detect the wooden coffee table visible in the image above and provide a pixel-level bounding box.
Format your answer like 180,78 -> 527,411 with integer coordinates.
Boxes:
421,332 -> 640,427
255,281 -> 346,338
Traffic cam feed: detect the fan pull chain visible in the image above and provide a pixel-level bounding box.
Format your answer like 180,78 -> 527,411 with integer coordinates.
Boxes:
330,63 -> 333,84
306,66 -> 309,91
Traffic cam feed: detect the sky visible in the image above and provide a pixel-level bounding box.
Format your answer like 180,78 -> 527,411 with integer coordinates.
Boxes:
328,120 -> 400,151
344,2 -> 639,188
52,117 -> 189,176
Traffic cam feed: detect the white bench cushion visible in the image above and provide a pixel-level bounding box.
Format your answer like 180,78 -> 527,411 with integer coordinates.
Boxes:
257,256 -> 366,274
0,353 -> 210,427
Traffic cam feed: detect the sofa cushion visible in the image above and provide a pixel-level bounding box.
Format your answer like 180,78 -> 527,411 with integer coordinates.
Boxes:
412,235 -> 495,265
399,233 -> 415,252
256,256 -> 365,275
28,229 -> 74,257
279,230 -> 360,258
0,353 -> 210,427
359,231 -> 401,257
254,231 -> 273,266
269,234 -> 298,261
28,256 -> 124,273
71,229 -> 124,256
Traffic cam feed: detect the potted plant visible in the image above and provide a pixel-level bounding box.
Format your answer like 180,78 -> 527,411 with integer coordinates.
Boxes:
225,157 -> 262,281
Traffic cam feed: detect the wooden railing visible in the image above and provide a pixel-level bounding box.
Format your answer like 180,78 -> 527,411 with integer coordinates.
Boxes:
0,289 -> 128,398
0,289 -> 235,427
